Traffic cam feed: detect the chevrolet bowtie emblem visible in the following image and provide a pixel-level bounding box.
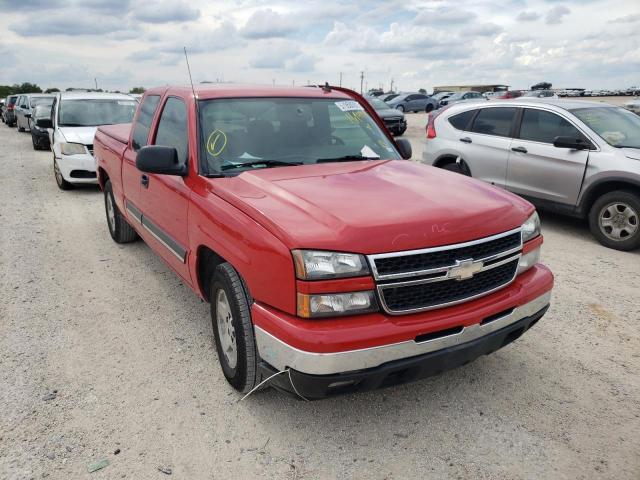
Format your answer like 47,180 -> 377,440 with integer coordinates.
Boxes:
449,259 -> 484,281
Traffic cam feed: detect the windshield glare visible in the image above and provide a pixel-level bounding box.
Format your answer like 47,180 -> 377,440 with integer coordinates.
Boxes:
30,97 -> 54,108
59,99 -> 137,127
571,107 -> 640,149
199,97 -> 400,174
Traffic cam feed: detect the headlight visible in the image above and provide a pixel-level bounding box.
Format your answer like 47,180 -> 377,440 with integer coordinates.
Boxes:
297,291 -> 378,318
518,247 -> 540,274
521,211 -> 541,242
60,142 -> 87,155
292,250 -> 369,280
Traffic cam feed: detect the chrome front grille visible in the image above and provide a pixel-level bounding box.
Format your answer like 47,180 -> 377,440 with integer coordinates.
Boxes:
368,228 -> 522,314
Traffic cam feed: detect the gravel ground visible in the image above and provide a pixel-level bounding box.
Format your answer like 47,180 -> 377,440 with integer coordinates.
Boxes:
0,113 -> 639,480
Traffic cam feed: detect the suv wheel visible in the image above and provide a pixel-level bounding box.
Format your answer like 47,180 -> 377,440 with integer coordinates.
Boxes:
441,160 -> 470,176
589,190 -> 640,251
210,263 -> 257,393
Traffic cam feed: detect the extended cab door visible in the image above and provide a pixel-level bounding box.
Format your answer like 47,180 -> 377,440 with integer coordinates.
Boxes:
123,94 -> 161,221
506,107 -> 590,205
136,96 -> 192,281
461,106 -> 517,188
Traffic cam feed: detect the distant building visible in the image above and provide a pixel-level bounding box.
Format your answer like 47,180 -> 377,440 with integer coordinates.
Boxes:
434,84 -> 509,93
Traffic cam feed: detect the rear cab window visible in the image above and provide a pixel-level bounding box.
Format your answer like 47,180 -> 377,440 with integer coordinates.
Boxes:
132,95 -> 161,150
470,107 -> 516,137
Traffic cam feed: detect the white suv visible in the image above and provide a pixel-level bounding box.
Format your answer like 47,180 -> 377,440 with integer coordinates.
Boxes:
39,92 -> 138,190
421,99 -> 640,250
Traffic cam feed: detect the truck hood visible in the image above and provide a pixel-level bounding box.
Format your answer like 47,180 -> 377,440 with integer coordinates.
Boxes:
210,160 -> 533,254
58,126 -> 98,146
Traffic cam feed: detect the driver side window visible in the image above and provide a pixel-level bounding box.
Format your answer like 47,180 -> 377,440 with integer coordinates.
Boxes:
153,97 -> 188,166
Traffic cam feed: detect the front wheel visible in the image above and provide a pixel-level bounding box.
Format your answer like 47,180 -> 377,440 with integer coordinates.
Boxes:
53,158 -> 73,190
210,263 -> 257,393
589,190 -> 640,251
396,105 -> 405,112
425,104 -> 434,113
441,161 -> 470,176
104,180 -> 138,243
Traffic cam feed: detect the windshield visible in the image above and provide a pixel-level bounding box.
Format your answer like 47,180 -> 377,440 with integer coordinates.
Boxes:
8,96 -> 17,105
30,96 -> 54,108
59,98 -> 137,127
34,104 -> 51,119
369,98 -> 390,110
571,107 -> 640,149
199,97 -> 400,175
432,92 -> 451,101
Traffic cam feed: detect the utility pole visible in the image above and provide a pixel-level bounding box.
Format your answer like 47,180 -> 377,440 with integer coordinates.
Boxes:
360,71 -> 364,95
94,78 -> 98,90
339,72 -> 343,87
390,78 -> 394,93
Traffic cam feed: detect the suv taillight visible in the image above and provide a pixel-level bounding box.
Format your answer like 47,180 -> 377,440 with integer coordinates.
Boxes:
7,105 -> 14,111
426,113 -> 436,139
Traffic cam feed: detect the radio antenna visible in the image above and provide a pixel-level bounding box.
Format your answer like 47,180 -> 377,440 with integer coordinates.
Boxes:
184,46 -> 197,99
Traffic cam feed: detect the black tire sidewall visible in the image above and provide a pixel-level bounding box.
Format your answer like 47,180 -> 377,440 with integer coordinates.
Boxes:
588,190 -> 640,251
210,264 -> 256,393
104,181 -> 118,241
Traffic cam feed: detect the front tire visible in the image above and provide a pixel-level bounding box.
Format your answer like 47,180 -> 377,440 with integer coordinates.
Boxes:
210,263 -> 257,393
588,190 -> 640,251
441,161 -> 470,176
104,180 -> 138,243
426,104 -> 434,113
53,158 -> 73,190
396,105 -> 405,112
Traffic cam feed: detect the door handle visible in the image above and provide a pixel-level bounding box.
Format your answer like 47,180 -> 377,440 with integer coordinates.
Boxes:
141,174 -> 149,188
460,137 -> 472,144
511,146 -> 528,153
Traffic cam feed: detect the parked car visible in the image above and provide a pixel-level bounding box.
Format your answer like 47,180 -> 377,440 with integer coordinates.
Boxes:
531,82 -> 552,90
422,99 -> 640,250
30,104 -> 53,150
493,90 -> 523,99
439,91 -> 485,107
36,92 -> 138,190
0,99 -> 4,120
15,94 -> 55,132
624,97 -> 640,115
625,86 -> 639,96
93,84 -> 553,398
3,95 -> 18,126
386,92 -> 439,112
367,97 -> 407,136
431,91 -> 454,104
379,93 -> 400,103
523,90 -> 558,99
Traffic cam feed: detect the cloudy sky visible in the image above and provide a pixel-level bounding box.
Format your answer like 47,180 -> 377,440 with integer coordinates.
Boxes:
0,0 -> 638,92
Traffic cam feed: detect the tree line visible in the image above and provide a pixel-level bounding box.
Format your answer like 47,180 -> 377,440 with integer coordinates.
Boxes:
1,83 -> 146,98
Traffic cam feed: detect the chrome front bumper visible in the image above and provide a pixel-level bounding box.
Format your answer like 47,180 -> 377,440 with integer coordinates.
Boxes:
255,291 -> 551,375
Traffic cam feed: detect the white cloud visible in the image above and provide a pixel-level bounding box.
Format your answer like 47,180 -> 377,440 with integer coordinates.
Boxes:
240,9 -> 297,39
545,5 -> 571,25
516,11 -> 541,22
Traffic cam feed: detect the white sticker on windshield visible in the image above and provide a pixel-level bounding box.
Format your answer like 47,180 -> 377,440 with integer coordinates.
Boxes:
117,101 -> 137,106
361,145 -> 380,159
335,100 -> 364,112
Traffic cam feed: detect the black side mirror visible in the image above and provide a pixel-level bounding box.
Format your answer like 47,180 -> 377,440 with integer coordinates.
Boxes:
395,138 -> 412,159
36,118 -> 52,129
136,145 -> 186,176
553,136 -> 593,150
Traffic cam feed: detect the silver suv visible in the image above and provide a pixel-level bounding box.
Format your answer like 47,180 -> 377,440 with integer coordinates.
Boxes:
422,99 -> 640,251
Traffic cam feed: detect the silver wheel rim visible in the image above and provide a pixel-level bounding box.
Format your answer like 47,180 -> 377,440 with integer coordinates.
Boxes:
216,289 -> 237,369
106,193 -> 116,232
54,161 -> 63,186
599,202 -> 638,241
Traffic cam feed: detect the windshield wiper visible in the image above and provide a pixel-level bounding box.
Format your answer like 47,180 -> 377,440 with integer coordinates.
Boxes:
221,160 -> 302,171
316,155 -> 380,163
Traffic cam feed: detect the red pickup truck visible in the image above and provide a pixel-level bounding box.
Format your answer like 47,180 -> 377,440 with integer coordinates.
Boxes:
94,84 -> 553,399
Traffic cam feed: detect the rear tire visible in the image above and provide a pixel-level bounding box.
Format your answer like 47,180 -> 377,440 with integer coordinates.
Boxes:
104,180 -> 138,243
396,105 -> 405,112
588,190 -> 640,251
441,161 -> 470,176
210,263 -> 258,393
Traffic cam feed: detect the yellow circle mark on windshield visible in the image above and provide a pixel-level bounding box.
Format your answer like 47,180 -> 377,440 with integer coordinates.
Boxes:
207,130 -> 227,156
